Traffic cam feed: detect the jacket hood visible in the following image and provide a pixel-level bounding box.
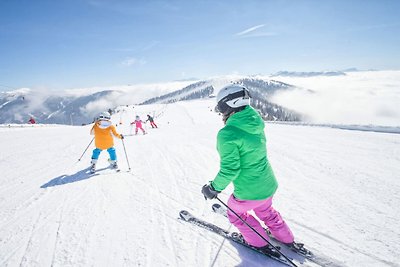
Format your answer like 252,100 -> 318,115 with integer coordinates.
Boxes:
225,106 -> 264,134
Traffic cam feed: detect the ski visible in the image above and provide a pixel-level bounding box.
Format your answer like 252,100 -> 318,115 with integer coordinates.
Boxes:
89,166 -> 121,174
212,203 -> 313,258
211,203 -> 345,267
179,210 -> 295,266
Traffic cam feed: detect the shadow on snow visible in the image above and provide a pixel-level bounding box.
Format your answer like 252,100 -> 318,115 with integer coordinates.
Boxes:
40,167 -> 111,188
230,241 -> 307,267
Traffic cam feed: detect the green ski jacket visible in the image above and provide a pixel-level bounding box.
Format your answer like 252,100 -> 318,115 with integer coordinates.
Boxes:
211,106 -> 278,200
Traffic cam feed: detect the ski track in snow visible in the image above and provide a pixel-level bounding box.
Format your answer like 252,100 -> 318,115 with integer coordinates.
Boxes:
0,99 -> 399,267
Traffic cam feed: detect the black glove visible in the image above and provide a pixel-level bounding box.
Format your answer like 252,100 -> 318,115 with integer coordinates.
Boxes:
120,134 -> 124,139
202,183 -> 220,200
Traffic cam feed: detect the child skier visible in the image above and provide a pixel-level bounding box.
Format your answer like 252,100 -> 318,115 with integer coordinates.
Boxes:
201,84 -> 294,256
28,117 -> 36,124
146,114 -> 158,128
90,111 -> 124,173
131,115 -> 146,135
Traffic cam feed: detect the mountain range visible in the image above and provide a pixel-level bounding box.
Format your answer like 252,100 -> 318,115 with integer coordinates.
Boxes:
0,77 -> 302,125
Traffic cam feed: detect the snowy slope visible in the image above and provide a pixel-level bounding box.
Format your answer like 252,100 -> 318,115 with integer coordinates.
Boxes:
0,99 -> 399,267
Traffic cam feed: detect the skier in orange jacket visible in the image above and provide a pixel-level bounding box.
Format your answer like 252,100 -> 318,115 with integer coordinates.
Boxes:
90,112 -> 123,173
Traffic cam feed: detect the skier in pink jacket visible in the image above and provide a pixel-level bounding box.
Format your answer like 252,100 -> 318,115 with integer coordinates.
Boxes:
131,115 -> 146,135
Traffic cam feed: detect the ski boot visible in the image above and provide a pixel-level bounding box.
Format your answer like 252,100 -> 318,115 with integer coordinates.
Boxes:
108,159 -> 119,169
90,159 -> 97,173
257,244 -> 281,258
286,241 -> 313,257
231,232 -> 281,258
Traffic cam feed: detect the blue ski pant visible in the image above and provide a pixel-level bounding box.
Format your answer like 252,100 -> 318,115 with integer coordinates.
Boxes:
91,147 -> 117,161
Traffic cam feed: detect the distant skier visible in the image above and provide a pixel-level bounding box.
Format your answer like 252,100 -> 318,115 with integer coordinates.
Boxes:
131,115 -> 146,135
90,111 -> 123,173
28,117 -> 36,124
201,84 -> 294,255
146,114 -> 158,128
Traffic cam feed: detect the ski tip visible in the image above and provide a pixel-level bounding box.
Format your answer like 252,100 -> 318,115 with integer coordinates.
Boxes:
179,210 -> 192,221
212,203 -> 221,211
179,210 -> 189,216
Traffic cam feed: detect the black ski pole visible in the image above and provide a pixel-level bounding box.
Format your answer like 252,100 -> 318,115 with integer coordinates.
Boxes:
121,138 -> 131,171
78,137 -> 94,161
216,196 -> 297,267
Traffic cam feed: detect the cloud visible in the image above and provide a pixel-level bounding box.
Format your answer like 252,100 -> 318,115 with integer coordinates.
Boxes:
1,80 -> 196,123
236,24 -> 265,36
120,57 -> 147,67
78,90 -> 129,118
235,24 -> 276,38
269,70 -> 400,127
3,88 -> 57,122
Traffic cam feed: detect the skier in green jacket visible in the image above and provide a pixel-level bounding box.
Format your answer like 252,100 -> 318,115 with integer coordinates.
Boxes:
202,84 -> 294,254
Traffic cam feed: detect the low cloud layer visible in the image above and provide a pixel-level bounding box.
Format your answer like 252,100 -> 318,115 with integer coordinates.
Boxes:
270,70 -> 400,126
1,81 -> 193,124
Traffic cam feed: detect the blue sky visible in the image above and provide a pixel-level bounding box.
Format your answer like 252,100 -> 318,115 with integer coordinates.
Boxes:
1,0 -> 400,90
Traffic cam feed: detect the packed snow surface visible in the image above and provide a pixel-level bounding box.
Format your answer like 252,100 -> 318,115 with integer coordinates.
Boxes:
0,99 -> 399,267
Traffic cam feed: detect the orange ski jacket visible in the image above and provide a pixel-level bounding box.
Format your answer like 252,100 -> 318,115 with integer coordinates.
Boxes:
90,123 -> 122,150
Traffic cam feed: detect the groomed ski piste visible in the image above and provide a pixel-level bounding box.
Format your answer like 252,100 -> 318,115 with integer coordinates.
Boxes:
1,98 -> 399,267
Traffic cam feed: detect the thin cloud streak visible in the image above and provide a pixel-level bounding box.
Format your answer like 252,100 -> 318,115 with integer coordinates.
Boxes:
235,24 -> 265,36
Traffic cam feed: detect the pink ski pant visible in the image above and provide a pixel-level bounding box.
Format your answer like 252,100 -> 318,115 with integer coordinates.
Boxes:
135,126 -> 145,134
227,194 -> 294,248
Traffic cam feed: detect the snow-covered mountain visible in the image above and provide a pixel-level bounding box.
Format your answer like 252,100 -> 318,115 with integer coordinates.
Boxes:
142,77 -> 302,121
5,90 -> 109,124
2,70 -> 399,127
0,81 -> 192,125
1,98 -> 399,267
0,77 -> 301,125
0,89 -> 123,125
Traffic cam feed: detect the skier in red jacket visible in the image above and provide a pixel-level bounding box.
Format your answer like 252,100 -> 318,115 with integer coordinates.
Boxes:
28,117 -> 36,124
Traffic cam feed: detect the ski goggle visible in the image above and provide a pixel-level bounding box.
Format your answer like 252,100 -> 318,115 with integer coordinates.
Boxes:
98,115 -> 111,120
216,88 -> 251,114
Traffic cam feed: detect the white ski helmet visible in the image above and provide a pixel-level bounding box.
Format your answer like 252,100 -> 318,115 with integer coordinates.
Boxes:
216,84 -> 251,115
98,111 -> 111,121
